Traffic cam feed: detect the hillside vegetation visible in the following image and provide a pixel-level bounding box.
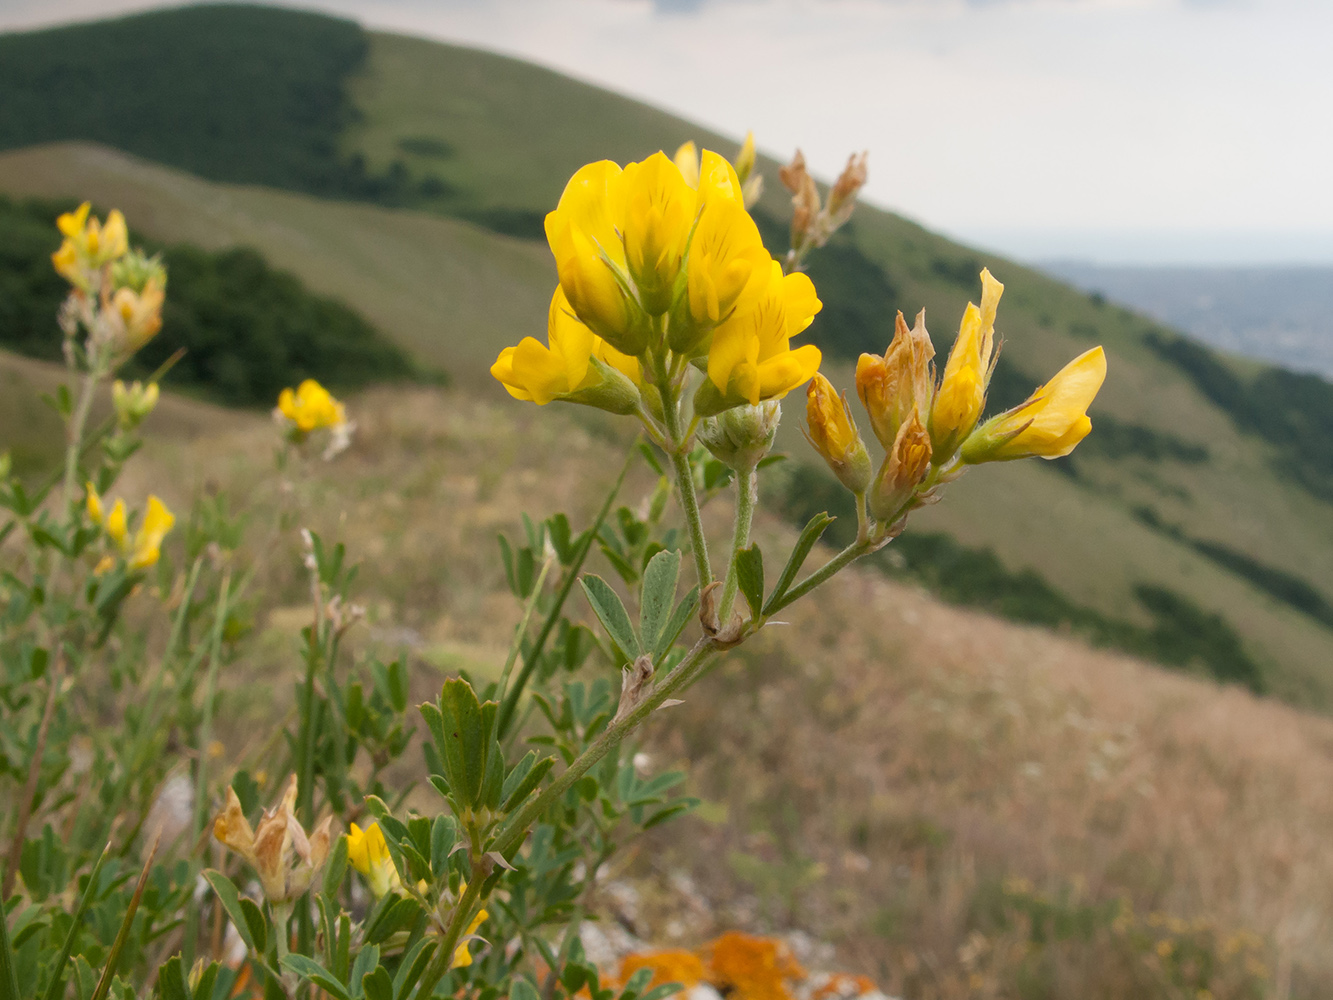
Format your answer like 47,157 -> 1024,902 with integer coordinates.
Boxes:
3,7 -> 1333,710
10,359 -> 1330,997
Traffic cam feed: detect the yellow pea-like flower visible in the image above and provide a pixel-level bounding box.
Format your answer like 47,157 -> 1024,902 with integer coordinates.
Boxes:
868,412 -> 934,524
696,263 -> 822,416
105,499 -> 129,551
804,373 -> 871,494
962,347 -> 1107,463
127,495 -> 175,571
277,379 -> 347,434
545,160 -> 645,354
110,278 -> 166,352
491,287 -> 641,413
346,822 -> 401,898
86,482 -> 105,526
930,269 -> 1004,461
619,152 -> 697,315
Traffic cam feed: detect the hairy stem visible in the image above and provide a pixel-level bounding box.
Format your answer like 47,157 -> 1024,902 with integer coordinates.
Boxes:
652,352 -> 711,589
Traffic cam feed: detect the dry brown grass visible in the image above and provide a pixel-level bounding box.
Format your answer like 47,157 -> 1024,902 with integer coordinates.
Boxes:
72,373 -> 1333,999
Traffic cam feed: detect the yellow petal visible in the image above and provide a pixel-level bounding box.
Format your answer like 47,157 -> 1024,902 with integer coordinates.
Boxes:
106,499 -> 128,551
673,141 -> 699,188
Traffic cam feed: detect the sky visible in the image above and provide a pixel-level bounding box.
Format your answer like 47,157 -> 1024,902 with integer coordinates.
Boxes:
3,0 -> 1332,265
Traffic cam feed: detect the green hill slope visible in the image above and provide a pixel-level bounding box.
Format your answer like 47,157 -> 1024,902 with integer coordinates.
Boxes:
4,8 -> 1333,707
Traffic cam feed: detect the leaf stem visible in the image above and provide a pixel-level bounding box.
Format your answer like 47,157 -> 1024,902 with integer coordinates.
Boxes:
652,352 -> 711,590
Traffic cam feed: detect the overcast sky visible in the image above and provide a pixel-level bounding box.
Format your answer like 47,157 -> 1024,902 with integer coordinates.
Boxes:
4,0 -> 1332,264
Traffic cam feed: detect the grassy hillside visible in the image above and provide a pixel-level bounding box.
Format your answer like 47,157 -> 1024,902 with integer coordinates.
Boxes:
14,361 -> 1333,996
4,8 -> 1333,709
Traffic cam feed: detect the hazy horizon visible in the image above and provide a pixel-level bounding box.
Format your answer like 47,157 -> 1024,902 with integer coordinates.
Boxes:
3,0 -> 1332,267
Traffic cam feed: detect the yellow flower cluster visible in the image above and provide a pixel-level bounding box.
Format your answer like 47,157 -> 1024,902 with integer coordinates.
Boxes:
276,379 -> 347,434
52,202 -> 127,289
804,269 -> 1106,525
344,822 -> 488,968
86,483 -> 176,571
52,201 -> 167,357
491,143 -> 821,417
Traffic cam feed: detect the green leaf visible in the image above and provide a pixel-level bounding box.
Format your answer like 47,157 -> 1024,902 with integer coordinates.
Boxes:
366,897 -> 421,945
323,832 -> 349,899
430,815 -> 457,878
510,979 -> 542,1000
201,871 -> 257,952
155,956 -> 189,1000
391,939 -> 437,1000
763,512 -> 835,614
734,545 -> 765,619
280,955 -> 351,1000
350,945 -> 380,995
654,586 -> 699,661
501,755 -> 555,813
362,966 -> 393,1000
41,843 -> 111,1000
238,897 -> 267,955
580,574 -> 641,661
638,550 -> 681,653
0,893 -> 20,1000
190,963 -> 220,1000
439,679 -> 490,809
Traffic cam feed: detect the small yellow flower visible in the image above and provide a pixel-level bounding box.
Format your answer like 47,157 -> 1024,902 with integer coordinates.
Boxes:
214,775 -> 334,903
109,278 -> 165,353
105,499 -> 129,550
127,495 -> 174,570
696,263 -> 822,415
346,822 -> 401,898
277,379 -> 347,435
51,202 -> 129,288
490,287 -> 641,413
86,482 -> 105,526
804,373 -> 871,494
962,347 -> 1107,463
930,268 -> 1004,461
452,904 -> 490,969
856,310 -> 935,451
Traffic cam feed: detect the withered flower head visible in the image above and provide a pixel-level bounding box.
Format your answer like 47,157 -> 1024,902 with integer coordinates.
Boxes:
214,774 -> 333,903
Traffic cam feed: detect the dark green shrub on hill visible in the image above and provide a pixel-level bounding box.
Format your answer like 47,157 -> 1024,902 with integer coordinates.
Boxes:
1145,330 -> 1333,500
0,6 -> 370,196
0,195 -> 417,406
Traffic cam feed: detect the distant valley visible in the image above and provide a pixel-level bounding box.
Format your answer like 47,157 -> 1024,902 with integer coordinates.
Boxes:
1045,261 -> 1333,378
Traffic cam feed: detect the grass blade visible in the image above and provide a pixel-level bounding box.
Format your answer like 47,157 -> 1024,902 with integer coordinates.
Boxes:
90,836 -> 158,1000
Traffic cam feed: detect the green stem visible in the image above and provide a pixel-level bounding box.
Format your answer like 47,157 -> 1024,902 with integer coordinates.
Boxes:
61,364 -> 101,510
492,635 -> 717,861
411,871 -> 486,1000
497,442 -> 634,739
192,572 -> 232,845
766,537 -> 874,617
717,466 -> 757,623
496,555 -> 555,708
652,352 -> 711,589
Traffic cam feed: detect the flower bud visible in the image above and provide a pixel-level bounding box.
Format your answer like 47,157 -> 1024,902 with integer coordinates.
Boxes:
930,269 -> 1004,462
826,151 -> 868,229
696,400 -> 781,472
733,131 -> 757,186
868,413 -> 932,524
803,373 -> 871,494
857,310 -> 934,451
112,380 -> 159,430
962,347 -> 1106,463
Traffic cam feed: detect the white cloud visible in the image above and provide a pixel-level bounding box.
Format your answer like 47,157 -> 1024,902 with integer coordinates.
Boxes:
3,0 -> 1330,262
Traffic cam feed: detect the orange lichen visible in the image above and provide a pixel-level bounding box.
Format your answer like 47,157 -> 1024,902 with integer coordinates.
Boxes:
620,950 -> 708,990
704,932 -> 805,1000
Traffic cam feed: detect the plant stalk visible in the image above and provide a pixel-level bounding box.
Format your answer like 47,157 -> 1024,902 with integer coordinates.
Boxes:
717,466 -> 757,623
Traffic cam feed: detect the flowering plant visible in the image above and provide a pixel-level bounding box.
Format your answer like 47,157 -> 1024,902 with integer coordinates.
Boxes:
0,136 -> 1105,1000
